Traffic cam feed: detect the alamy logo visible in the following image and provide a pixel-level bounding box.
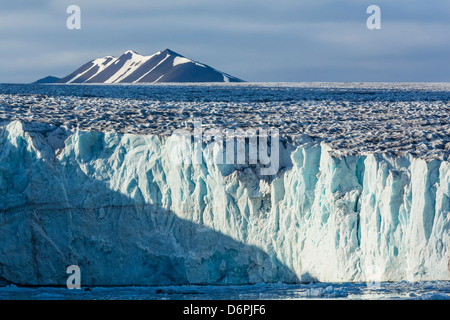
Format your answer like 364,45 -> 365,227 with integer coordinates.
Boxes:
168,121 -> 280,176
366,5 -> 381,30
66,5 -> 81,30
66,265 -> 81,289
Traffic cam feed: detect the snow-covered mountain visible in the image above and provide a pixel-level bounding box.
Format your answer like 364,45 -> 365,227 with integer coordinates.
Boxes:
41,49 -> 244,84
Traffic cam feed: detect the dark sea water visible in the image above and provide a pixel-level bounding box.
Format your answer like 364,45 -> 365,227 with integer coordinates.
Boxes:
1,281 -> 449,300
1,82 -> 449,103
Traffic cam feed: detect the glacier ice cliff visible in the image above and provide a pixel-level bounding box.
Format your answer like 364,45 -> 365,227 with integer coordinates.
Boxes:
0,120 -> 448,286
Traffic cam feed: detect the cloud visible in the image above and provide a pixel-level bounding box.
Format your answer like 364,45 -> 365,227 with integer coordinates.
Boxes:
0,0 -> 449,82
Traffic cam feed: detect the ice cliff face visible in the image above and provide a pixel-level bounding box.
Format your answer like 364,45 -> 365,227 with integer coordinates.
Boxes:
0,121 -> 448,286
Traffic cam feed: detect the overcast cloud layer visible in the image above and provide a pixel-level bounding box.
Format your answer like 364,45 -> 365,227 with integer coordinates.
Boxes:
1,0 -> 449,83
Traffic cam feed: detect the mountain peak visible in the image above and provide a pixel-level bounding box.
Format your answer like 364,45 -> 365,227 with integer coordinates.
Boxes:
121,50 -> 140,57
161,48 -> 182,57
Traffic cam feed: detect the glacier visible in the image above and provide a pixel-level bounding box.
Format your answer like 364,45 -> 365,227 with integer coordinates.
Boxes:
0,120 -> 448,286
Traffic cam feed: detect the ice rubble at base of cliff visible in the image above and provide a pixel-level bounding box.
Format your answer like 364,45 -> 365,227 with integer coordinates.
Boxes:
0,120 -> 448,286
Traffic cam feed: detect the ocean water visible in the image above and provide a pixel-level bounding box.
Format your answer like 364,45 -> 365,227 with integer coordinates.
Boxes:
1,82 -> 449,103
1,282 -> 449,300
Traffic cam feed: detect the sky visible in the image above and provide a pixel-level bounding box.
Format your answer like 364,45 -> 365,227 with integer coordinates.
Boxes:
0,0 -> 449,83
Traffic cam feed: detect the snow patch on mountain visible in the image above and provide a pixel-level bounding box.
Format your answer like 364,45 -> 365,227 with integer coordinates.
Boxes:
133,52 -> 169,83
104,51 -> 152,83
173,56 -> 192,67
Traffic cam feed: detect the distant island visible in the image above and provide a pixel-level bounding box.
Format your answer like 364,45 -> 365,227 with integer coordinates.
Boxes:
35,49 -> 244,84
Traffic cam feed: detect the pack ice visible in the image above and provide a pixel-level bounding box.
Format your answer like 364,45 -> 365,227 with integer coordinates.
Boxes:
0,117 -> 448,286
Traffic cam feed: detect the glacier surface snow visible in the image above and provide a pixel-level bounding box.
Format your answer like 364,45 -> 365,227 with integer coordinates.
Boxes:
0,120 -> 448,286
